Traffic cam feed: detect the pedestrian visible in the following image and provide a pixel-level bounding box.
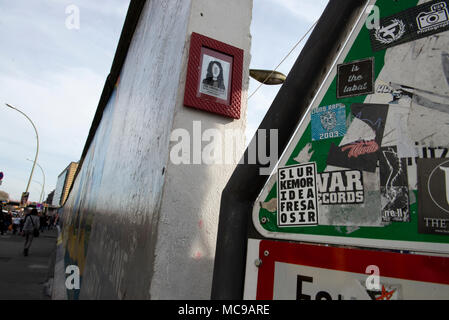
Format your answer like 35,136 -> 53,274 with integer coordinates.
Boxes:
0,205 -> 5,235
49,215 -> 54,230
39,213 -> 46,233
19,214 -> 25,233
12,213 -> 20,235
46,215 -> 51,231
22,208 -> 40,256
5,211 -> 12,233
54,213 -> 60,233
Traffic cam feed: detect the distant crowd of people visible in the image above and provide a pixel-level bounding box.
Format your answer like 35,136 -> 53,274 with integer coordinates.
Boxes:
0,205 -> 60,256
0,206 -> 59,236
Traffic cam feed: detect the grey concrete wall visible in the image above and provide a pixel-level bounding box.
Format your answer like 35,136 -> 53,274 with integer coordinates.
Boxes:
54,0 -> 252,300
149,0 -> 252,300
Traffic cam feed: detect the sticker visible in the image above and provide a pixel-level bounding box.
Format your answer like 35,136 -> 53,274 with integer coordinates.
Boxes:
370,0 -> 449,52
317,170 -> 364,205
406,143 -> 449,190
264,169 -> 380,227
418,158 -> 449,235
277,163 -> 318,227
337,58 -> 374,99
317,169 -> 381,227
364,283 -> 402,301
311,104 -> 347,141
327,103 -> 389,173
379,146 -> 410,222
375,84 -> 414,105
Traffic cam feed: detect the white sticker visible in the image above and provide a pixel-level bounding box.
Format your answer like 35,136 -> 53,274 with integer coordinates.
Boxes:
277,163 -> 318,227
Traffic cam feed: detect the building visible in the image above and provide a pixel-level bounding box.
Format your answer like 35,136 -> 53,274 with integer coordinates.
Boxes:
52,162 -> 78,207
45,190 -> 55,205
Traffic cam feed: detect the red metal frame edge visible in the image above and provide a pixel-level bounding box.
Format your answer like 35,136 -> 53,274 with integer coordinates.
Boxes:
256,240 -> 449,300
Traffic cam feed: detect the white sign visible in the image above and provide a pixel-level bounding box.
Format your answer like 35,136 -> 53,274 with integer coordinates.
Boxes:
273,262 -> 449,300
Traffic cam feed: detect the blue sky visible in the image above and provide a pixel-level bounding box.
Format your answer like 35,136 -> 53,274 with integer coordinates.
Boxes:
0,0 -> 327,202
248,0 -> 328,138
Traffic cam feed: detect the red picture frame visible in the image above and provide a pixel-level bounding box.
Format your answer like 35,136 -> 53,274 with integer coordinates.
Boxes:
184,32 -> 244,119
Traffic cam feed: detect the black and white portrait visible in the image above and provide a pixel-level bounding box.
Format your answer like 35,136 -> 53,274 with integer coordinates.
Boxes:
199,54 -> 230,101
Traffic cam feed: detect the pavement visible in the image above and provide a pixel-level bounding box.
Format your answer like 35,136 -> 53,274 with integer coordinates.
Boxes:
0,228 -> 57,300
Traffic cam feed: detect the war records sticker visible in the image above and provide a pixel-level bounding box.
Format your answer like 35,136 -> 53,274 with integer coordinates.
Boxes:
317,170 -> 364,205
370,0 -> 449,52
337,58 -> 374,99
277,163 -> 318,227
418,159 -> 449,235
311,104 -> 347,141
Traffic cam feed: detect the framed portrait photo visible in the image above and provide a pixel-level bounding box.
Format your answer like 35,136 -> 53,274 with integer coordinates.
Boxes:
184,32 -> 244,119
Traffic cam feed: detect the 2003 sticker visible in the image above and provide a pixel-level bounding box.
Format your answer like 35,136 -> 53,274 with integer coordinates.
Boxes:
311,103 -> 347,141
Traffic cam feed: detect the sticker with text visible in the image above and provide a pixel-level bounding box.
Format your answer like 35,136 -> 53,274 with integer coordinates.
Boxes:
311,104 -> 347,141
337,58 -> 374,99
278,163 -> 318,227
418,158 -> 449,235
370,0 -> 449,52
317,170 -> 364,205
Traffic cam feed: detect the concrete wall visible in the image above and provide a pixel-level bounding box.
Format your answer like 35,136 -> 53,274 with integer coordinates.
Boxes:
149,0 -> 252,300
54,0 -> 252,300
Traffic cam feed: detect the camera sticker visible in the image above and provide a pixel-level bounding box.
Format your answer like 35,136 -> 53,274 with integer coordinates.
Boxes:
370,0 -> 449,52
416,1 -> 449,34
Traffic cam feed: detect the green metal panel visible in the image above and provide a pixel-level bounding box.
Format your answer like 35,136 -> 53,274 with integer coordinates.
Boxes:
254,0 -> 449,253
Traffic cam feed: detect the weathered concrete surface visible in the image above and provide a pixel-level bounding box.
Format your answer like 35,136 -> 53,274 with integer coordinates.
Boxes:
149,0 -> 253,300
54,0 -> 252,300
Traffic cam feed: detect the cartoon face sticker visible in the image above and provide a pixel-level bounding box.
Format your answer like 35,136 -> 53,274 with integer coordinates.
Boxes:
320,111 -> 337,131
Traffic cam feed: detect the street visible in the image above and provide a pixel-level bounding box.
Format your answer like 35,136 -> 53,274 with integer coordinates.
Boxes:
0,229 -> 57,299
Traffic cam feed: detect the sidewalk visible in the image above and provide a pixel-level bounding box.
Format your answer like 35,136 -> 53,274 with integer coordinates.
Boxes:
0,229 -> 57,300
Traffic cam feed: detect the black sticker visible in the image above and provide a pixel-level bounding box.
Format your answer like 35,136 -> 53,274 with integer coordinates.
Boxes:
379,146 -> 410,222
337,58 -> 374,99
327,103 -> 389,173
417,158 -> 449,235
370,0 -> 449,52
316,170 -> 364,205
